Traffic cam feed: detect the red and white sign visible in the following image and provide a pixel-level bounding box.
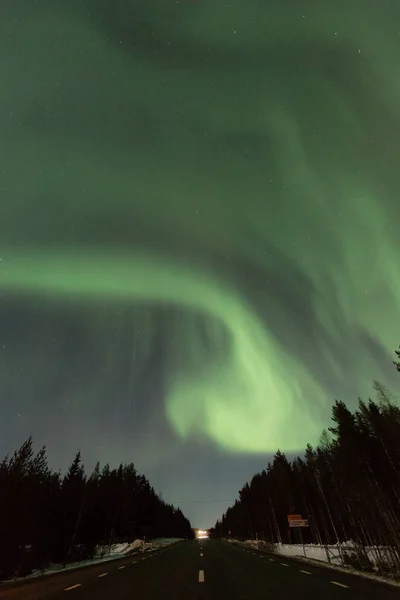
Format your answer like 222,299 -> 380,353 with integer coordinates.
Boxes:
287,514 -> 309,527
288,519 -> 309,527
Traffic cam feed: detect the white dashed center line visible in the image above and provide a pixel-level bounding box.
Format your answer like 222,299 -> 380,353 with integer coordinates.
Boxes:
200,552 -> 203,556
64,583 -> 81,591
132,560 -> 138,564
281,563 -> 290,567
118,565 -> 126,570
199,569 -> 205,583
300,570 -> 312,575
268,558 -> 274,562
331,581 -> 350,589
98,573 -> 108,578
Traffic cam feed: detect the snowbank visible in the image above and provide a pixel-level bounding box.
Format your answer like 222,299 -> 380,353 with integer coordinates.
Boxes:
229,538 -> 397,568
274,542 -> 399,569
226,538 -> 400,585
275,543 -> 341,563
95,537 -> 183,558
94,539 -> 143,558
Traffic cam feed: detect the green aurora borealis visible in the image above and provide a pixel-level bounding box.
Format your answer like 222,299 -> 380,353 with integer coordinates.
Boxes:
0,249 -> 327,452
1,0 -> 399,525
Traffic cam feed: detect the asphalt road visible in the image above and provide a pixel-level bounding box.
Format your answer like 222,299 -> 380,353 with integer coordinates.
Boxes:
1,539 -> 399,600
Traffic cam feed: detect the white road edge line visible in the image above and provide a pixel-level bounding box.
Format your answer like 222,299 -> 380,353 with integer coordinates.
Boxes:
118,565 -> 126,569
64,583 -> 82,591
199,569 -> 205,583
300,570 -> 312,575
331,581 -> 350,589
98,573 -> 108,578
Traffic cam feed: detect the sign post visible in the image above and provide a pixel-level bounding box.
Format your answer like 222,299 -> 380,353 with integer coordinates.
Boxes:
287,514 -> 309,556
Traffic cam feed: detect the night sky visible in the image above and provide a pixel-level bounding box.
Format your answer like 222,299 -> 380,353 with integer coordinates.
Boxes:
1,1 -> 400,528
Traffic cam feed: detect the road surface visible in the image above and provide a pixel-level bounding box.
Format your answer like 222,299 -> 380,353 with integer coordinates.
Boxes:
1,539 -> 399,600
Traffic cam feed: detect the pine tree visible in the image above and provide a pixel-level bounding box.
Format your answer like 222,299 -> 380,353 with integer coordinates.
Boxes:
60,451 -> 86,563
0,441 -> 194,580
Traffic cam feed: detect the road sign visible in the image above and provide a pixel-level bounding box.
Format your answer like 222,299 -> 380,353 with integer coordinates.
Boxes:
288,519 -> 309,527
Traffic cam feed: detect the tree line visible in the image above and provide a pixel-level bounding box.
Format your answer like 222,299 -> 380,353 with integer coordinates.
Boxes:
211,345 -> 400,573
0,441 -> 193,581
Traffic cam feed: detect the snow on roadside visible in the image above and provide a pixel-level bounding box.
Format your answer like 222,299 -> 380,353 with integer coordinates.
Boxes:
274,543 -> 337,563
2,538 -> 183,585
225,539 -> 400,588
94,539 -> 143,558
292,554 -> 400,588
274,542 -> 400,571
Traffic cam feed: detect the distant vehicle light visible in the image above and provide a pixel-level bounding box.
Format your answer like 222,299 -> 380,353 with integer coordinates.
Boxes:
196,529 -> 209,539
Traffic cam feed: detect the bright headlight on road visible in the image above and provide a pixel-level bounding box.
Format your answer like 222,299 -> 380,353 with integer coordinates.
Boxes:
197,529 -> 209,539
